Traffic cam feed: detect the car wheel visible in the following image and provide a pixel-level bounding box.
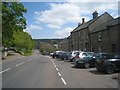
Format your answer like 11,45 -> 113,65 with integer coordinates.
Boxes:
106,66 -> 115,74
85,63 -> 90,69
74,62 -> 78,68
97,69 -> 102,72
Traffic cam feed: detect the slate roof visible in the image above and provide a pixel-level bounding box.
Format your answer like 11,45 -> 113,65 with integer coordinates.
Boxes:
71,12 -> 113,32
90,17 -> 120,33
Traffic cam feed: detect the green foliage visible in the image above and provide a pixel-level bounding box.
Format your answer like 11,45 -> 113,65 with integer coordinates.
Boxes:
2,2 -> 27,47
2,2 -> 34,56
39,47 -> 44,53
13,30 -> 34,51
50,40 -> 59,44
39,43 -> 56,53
38,42 -> 44,44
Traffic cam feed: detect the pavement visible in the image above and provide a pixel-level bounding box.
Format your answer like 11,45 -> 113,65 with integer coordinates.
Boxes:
1,50 -> 119,88
0,51 -> 25,62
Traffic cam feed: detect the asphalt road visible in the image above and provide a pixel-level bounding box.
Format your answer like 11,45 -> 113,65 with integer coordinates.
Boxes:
1,50 -> 118,88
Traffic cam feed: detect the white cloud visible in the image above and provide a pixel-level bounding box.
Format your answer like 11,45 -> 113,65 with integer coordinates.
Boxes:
30,25 -> 43,30
65,0 -> 119,2
35,3 -> 82,26
54,27 -> 73,38
46,24 -> 61,29
31,2 -> 118,39
110,12 -> 118,18
66,2 -> 118,14
24,24 -> 43,33
35,2 -> 118,28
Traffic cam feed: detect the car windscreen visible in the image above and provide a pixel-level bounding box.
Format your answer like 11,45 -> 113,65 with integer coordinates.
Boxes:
57,52 -> 63,54
114,55 -> 120,59
99,54 -> 114,59
87,53 -> 94,57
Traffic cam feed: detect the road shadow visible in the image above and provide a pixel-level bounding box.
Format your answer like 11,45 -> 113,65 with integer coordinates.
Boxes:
89,70 -> 107,75
70,62 -> 74,64
71,65 -> 87,69
89,70 -> 120,75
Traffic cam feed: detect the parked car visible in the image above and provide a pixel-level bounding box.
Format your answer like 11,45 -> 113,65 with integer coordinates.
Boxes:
49,52 -> 54,56
59,52 -> 71,60
42,52 -> 50,55
74,52 -> 96,68
68,51 -> 81,62
0,47 -> 8,59
52,51 -> 63,58
95,54 -> 120,74
73,52 -> 94,63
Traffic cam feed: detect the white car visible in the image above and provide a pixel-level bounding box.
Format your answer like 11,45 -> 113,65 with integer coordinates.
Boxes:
68,51 -> 82,61
73,52 -> 94,63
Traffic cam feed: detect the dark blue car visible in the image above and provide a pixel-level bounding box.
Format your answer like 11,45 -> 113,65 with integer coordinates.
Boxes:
95,54 -> 120,74
59,52 -> 71,60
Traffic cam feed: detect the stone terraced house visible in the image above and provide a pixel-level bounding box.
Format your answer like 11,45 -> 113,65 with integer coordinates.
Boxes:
59,11 -> 120,53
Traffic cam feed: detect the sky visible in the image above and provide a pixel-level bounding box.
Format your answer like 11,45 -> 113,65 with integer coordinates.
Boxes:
21,1 -> 119,39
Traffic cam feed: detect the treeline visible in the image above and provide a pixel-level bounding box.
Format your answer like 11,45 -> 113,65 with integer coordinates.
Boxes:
36,40 -> 59,53
39,42 -> 57,53
2,2 -> 34,55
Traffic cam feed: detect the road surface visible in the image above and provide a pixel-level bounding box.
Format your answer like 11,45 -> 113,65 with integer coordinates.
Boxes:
1,50 -> 118,88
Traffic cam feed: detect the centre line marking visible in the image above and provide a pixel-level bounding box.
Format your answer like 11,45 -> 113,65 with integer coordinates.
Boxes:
61,78 -> 67,85
51,59 -> 56,66
15,62 -> 25,67
56,68 -> 58,71
51,58 -> 67,85
0,68 -> 11,73
54,65 -> 56,67
58,72 -> 61,76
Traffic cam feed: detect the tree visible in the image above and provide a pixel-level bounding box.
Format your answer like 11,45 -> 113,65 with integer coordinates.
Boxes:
50,40 -> 59,44
39,43 -> 56,52
2,2 -> 35,56
2,2 -> 27,47
13,30 -> 34,52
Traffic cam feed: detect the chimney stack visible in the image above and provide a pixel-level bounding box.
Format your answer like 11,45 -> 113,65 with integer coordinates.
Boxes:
92,11 -> 98,19
78,22 -> 81,26
82,18 -> 85,24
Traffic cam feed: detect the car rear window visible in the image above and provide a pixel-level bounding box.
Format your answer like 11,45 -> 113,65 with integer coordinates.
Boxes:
114,55 -> 120,59
99,54 -> 114,59
82,53 -> 88,57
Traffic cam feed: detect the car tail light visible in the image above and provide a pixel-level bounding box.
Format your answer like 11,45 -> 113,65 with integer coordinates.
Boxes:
76,56 -> 80,58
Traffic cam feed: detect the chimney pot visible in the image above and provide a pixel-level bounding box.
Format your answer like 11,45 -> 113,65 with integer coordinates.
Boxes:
78,22 -> 81,26
82,18 -> 85,24
92,11 -> 98,19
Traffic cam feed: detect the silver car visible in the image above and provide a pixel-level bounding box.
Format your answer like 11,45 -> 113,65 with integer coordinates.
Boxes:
68,51 -> 82,62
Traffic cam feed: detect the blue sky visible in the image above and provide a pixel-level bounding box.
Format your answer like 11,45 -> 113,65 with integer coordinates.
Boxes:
21,2 -> 118,39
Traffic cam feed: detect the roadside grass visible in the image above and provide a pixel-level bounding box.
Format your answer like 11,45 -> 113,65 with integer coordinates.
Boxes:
18,50 -> 33,56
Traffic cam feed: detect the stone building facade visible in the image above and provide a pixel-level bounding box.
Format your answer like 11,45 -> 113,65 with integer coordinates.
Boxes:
59,11 -> 120,53
90,17 -> 120,53
70,11 -> 114,52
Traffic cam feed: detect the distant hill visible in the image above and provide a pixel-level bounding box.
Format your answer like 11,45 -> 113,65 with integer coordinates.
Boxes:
33,39 -> 63,43
33,39 -> 63,49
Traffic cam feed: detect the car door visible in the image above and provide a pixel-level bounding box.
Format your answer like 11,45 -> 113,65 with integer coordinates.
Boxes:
114,55 -> 120,70
118,60 -> 120,69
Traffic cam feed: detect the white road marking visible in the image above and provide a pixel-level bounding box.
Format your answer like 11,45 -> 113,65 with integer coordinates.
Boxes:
61,78 -> 67,85
0,68 -> 11,73
15,62 -> 25,67
56,68 -> 59,71
51,58 -> 67,85
54,65 -> 56,67
51,59 -> 56,67
58,72 -> 61,76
